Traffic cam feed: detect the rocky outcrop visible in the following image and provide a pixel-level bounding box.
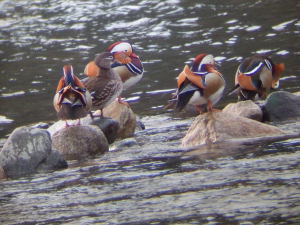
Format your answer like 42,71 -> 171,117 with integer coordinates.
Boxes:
101,101 -> 137,138
263,91 -> 300,121
0,126 -> 67,179
48,116 -> 120,144
182,111 -> 284,148
222,100 -> 263,121
48,101 -> 137,144
52,125 -> 109,160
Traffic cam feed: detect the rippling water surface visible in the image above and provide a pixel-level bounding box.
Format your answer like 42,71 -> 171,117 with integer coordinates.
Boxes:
1,116 -> 300,224
1,0 -> 300,137
0,0 -> 300,224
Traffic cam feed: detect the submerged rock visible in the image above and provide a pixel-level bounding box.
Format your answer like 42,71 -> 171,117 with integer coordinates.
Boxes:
102,101 -> 136,138
222,100 -> 263,121
111,138 -> 139,150
52,125 -> 109,160
263,91 -> 300,121
182,111 -> 284,148
0,126 -> 67,179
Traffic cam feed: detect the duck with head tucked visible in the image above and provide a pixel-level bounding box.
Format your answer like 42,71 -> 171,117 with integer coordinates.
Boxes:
230,54 -> 285,100
53,65 -> 92,126
83,52 -> 123,116
174,54 -> 226,113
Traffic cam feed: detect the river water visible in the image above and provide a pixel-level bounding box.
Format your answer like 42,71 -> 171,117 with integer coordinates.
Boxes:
0,0 -> 300,224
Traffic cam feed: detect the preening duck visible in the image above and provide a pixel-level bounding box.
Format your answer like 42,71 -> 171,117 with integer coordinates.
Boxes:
175,54 -> 226,113
231,54 -> 285,100
53,65 -> 92,126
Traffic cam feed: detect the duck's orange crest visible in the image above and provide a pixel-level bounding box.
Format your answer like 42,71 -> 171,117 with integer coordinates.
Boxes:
275,63 -> 285,75
272,63 -> 285,88
237,73 -> 257,91
206,65 -> 221,76
177,65 -> 206,89
114,52 -> 132,64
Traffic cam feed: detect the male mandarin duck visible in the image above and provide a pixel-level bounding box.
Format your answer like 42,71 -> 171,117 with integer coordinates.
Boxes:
231,54 -> 285,100
84,41 -> 144,91
53,64 -> 92,125
175,54 -> 225,113
107,41 -> 144,90
83,52 -> 123,116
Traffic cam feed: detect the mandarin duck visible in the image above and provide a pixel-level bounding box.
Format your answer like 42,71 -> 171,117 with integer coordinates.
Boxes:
83,52 -> 123,116
230,54 -> 285,100
174,54 -> 225,113
84,41 -> 144,91
53,65 -> 92,126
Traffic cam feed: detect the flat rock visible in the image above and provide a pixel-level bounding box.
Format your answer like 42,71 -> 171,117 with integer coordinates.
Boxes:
52,125 -> 109,160
182,111 -> 284,148
222,100 -> 263,121
263,91 -> 300,121
0,126 -> 67,178
102,101 -> 136,138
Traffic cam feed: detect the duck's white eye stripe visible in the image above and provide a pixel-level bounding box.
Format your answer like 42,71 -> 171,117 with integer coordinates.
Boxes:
127,62 -> 143,75
264,59 -> 273,71
244,62 -> 264,75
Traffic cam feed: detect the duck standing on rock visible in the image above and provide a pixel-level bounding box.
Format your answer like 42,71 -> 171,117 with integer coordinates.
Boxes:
85,41 -> 144,92
171,54 -> 225,113
230,54 -> 285,100
83,52 -> 123,116
106,41 -> 144,91
53,65 -> 92,126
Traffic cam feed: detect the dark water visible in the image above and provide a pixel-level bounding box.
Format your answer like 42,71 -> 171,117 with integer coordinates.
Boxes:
1,0 -> 300,137
0,0 -> 300,224
1,116 -> 300,224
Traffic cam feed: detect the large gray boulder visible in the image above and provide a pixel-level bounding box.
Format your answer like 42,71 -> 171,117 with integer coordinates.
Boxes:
182,111 -> 284,148
223,100 -> 263,121
0,126 -> 67,178
48,115 -> 120,144
263,91 -> 300,121
52,125 -> 109,160
48,101 -> 136,142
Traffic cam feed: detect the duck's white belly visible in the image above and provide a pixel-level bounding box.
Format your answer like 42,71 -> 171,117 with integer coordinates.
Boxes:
188,86 -> 224,107
112,66 -> 143,90
188,91 -> 207,106
208,85 -> 225,105
123,74 -> 143,90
